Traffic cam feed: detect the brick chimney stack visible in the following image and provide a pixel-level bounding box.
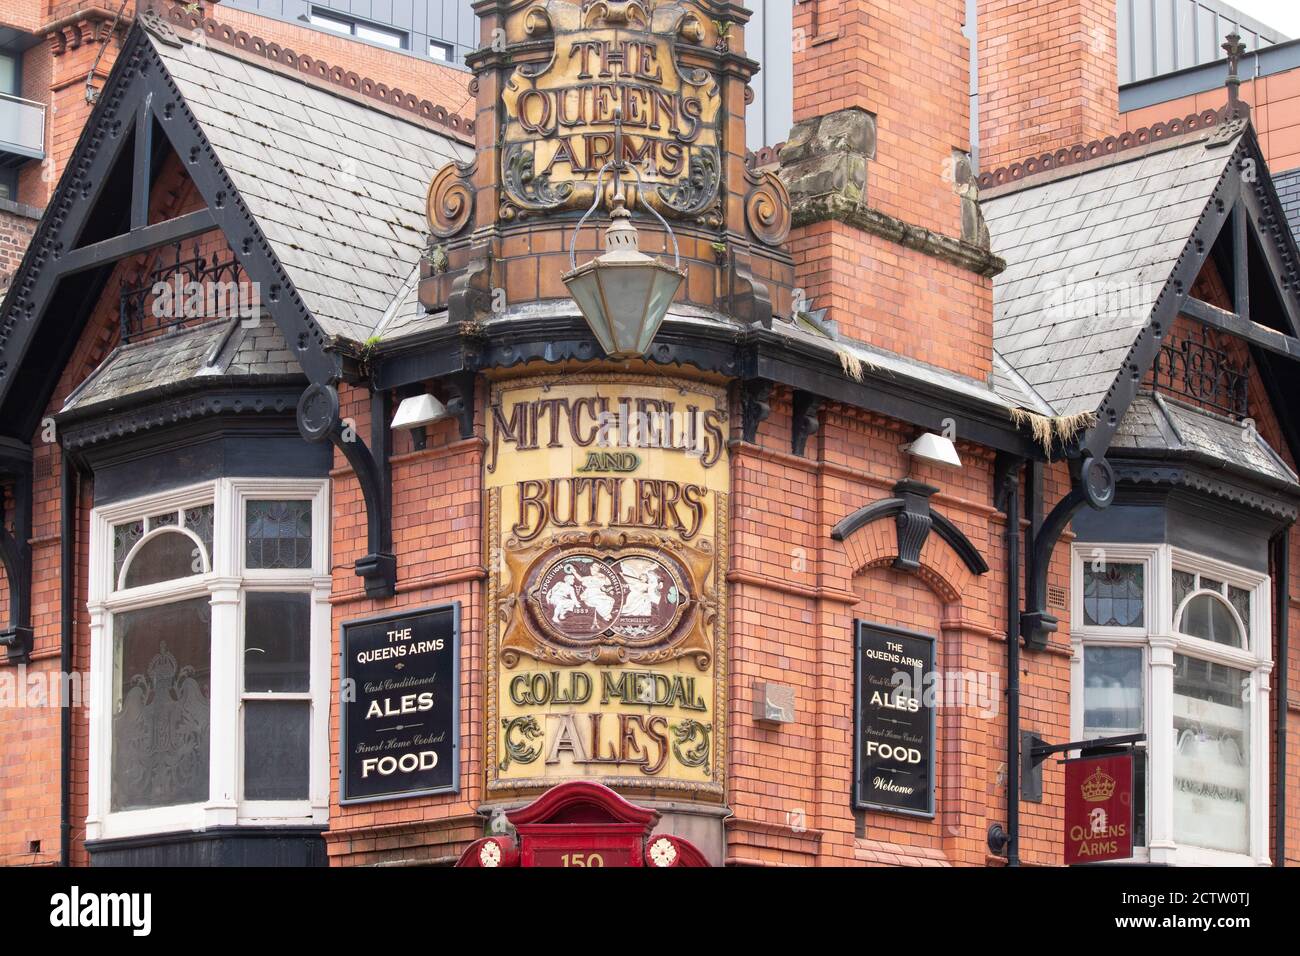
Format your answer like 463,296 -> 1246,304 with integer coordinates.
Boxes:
978,0 -> 1119,173
781,0 -> 997,383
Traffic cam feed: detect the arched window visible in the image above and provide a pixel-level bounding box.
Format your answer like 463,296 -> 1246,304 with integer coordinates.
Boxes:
1177,591 -> 1246,648
91,481 -> 329,843
114,506 -> 213,591
120,530 -> 207,590
1074,547 -> 1269,864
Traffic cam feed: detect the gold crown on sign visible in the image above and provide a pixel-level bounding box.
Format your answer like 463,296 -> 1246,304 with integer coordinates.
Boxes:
1081,766 -> 1117,802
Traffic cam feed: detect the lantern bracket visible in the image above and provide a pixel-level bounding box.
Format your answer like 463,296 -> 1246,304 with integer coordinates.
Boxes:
567,109 -> 681,272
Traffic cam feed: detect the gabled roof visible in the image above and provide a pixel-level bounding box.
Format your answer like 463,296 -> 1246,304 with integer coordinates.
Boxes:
0,17 -> 473,442
985,125 -> 1244,419
149,28 -> 469,343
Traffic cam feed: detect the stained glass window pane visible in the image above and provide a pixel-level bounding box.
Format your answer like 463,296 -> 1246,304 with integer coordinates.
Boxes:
1179,594 -> 1244,647
243,700 -> 310,800
113,520 -> 144,585
147,511 -> 178,531
1083,562 -> 1144,627
1173,569 -> 1196,611
1173,655 -> 1249,854
246,500 -> 313,570
1228,586 -> 1251,634
111,598 -> 211,811
1201,577 -> 1225,595
244,592 -> 311,693
122,531 -> 203,589
184,505 -> 214,562
147,512 -> 178,535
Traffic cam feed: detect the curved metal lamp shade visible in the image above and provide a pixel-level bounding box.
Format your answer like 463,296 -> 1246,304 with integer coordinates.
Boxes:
563,199 -> 684,360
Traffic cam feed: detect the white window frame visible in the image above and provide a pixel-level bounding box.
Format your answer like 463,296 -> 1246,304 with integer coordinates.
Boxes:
1071,543 -> 1272,866
309,8 -> 407,50
87,479 -> 331,842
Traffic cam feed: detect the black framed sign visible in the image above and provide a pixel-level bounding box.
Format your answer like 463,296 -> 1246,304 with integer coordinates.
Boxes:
340,604 -> 459,804
853,621 -> 936,816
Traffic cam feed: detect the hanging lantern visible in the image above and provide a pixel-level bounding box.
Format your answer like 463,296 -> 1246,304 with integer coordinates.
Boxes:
562,109 -> 685,359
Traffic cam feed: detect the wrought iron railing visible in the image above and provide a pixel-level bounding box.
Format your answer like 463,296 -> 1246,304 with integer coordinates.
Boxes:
1151,325 -> 1250,419
119,241 -> 249,343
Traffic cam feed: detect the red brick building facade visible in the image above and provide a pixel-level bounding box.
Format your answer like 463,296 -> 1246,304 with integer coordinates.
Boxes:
0,0 -> 1297,869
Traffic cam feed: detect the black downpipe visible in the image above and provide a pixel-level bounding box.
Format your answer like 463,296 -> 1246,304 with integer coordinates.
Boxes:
59,452 -> 79,867
1003,461 -> 1022,866
1276,527 -> 1289,867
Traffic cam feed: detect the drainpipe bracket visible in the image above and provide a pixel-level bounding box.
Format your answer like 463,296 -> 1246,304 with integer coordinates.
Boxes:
987,823 -> 1010,856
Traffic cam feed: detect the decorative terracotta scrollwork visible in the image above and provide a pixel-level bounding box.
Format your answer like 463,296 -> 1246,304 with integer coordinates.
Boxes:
677,13 -> 704,43
426,159 -> 476,238
583,0 -> 649,28
743,168 -> 792,246
524,5 -> 552,35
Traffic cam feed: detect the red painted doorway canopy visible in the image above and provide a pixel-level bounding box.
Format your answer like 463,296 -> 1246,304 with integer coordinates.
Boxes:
456,781 -> 710,867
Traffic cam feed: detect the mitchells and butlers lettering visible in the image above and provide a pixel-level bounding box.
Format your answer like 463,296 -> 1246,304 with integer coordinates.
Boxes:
487,377 -> 728,796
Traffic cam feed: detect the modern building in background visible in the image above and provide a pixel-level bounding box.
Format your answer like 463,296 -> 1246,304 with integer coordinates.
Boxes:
1118,0 -> 1284,85
221,0 -> 478,65
219,0 -> 797,153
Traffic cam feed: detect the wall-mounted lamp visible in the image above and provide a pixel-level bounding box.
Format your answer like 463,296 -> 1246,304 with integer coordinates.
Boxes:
902,432 -> 962,469
391,393 -> 448,431
563,109 -> 685,360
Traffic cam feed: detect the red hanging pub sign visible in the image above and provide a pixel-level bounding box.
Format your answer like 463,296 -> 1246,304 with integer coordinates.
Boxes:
1063,753 -> 1135,865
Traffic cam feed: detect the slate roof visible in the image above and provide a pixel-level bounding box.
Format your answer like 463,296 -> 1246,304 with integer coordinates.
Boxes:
1112,392 -> 1298,488
149,30 -> 470,344
992,351 -> 1055,416
984,128 -> 1243,419
60,318 -> 302,415
1277,167 -> 1300,249
766,311 -> 1019,416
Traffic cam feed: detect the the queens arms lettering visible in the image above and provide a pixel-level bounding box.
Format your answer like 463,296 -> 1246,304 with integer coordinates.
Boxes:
515,39 -> 704,178
498,3 -> 722,220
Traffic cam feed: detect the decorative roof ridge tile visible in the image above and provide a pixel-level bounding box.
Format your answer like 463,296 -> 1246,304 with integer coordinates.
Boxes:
978,106 -> 1237,192
158,4 -> 475,144
744,142 -> 784,170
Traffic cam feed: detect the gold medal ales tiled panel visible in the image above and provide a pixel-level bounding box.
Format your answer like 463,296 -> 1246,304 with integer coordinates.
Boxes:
485,375 -> 728,797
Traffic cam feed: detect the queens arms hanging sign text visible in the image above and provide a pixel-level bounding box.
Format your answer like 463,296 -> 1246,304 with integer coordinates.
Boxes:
486,375 -> 727,797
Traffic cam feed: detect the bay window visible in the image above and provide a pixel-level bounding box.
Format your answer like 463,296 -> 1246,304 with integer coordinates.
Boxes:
1071,544 -> 1271,865
88,479 -> 331,841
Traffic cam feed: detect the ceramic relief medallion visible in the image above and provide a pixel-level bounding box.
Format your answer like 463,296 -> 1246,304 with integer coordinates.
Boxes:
485,375 -> 728,796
